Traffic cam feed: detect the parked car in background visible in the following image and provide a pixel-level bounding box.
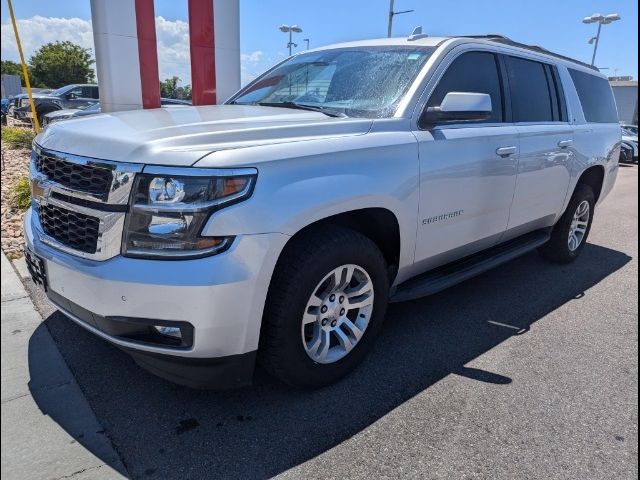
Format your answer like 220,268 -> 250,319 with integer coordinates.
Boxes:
1,98 -> 9,125
41,98 -> 192,127
12,84 -> 99,124
620,124 -> 638,163
25,34 -> 620,390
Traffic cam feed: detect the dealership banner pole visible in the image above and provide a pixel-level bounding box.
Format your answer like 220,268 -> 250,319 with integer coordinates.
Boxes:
6,0 -> 40,132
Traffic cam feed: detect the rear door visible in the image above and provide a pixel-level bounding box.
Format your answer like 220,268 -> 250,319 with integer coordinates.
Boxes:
503,55 -> 573,235
412,50 -> 519,269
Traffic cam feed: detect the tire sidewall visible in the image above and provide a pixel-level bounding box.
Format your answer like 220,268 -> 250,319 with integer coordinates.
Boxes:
559,185 -> 596,261
273,240 -> 388,387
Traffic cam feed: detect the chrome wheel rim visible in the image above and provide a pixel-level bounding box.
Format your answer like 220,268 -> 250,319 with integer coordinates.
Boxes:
301,264 -> 374,364
568,200 -> 590,252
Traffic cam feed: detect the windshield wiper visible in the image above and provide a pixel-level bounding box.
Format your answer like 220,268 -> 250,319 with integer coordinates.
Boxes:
257,101 -> 346,118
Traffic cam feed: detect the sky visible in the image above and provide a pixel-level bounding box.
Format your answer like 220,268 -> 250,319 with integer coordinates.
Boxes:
1,0 -> 638,88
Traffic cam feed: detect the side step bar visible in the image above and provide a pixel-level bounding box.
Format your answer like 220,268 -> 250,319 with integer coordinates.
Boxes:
390,230 -> 551,303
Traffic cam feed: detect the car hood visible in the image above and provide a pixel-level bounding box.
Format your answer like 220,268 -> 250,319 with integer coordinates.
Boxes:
35,105 -> 372,166
45,108 -> 79,119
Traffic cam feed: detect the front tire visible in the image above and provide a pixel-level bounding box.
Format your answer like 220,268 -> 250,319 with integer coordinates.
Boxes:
538,184 -> 595,263
259,226 -> 389,388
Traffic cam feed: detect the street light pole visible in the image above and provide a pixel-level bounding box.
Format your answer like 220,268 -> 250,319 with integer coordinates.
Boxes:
387,0 -> 414,37
590,21 -> 603,67
583,13 -> 621,67
279,24 -> 303,57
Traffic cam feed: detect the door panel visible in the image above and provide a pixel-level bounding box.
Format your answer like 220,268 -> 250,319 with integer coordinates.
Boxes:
413,125 -> 519,268
506,124 -> 573,231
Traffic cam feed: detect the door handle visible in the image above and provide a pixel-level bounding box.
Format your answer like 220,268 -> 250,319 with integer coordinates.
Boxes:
558,139 -> 573,148
496,146 -> 517,157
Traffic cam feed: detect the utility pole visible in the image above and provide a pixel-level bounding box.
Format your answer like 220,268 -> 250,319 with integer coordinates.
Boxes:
387,0 -> 414,38
387,0 -> 395,38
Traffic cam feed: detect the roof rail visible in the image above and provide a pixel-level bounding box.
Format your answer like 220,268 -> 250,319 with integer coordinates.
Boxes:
461,35 -> 598,71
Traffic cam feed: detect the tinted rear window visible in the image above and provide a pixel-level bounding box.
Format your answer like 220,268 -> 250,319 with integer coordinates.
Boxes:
506,56 -> 555,122
569,69 -> 618,123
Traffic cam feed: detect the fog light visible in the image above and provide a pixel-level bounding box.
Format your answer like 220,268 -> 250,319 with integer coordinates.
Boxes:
154,326 -> 182,339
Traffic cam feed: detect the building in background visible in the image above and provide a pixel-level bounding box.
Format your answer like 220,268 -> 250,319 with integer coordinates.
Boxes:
1,74 -> 21,99
610,77 -> 638,125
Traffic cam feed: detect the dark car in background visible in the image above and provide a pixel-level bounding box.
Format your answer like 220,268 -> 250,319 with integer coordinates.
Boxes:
12,84 -> 99,124
42,97 -> 192,127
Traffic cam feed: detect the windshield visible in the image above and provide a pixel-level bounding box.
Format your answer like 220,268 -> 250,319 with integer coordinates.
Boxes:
230,46 -> 435,118
51,85 -> 75,96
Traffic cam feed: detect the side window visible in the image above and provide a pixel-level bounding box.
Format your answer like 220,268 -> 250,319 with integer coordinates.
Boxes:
505,56 -> 556,122
81,87 -> 93,98
427,51 -> 504,123
66,87 -> 83,99
569,69 -> 618,123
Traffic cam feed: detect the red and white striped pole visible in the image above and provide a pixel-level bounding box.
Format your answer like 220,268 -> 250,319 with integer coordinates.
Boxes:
90,0 -> 240,112
188,0 -> 240,105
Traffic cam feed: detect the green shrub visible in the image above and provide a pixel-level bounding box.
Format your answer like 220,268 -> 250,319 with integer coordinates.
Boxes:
10,177 -> 31,210
1,126 -> 35,149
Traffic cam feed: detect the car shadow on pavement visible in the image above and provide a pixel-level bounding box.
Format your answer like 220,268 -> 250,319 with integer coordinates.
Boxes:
28,243 -> 631,480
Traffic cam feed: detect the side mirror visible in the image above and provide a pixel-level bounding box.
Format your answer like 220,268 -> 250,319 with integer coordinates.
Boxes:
420,92 -> 492,128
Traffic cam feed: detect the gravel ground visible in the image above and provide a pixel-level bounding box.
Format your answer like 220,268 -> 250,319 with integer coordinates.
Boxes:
25,165 -> 638,480
0,139 -> 30,259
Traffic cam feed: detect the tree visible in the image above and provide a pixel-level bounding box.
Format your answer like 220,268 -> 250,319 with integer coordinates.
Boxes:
160,76 -> 180,98
1,60 -> 26,85
159,76 -> 192,100
28,41 -> 95,88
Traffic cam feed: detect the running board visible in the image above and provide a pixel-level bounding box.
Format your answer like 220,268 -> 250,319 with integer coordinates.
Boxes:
390,230 -> 551,303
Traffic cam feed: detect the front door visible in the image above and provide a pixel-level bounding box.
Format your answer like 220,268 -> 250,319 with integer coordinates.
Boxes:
412,50 -> 519,270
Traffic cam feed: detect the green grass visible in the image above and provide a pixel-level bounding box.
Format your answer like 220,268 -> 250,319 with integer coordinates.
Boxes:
1,126 -> 35,150
10,176 -> 31,210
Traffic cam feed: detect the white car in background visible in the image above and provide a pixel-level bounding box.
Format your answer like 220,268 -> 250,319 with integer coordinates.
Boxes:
41,98 -> 192,127
620,124 -> 638,163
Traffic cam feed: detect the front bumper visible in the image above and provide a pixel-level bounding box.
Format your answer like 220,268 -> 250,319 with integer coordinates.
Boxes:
24,208 -> 289,388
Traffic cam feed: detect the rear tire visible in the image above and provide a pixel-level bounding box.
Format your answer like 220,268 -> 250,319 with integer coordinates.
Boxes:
538,184 -> 595,263
259,226 -> 389,388
37,106 -> 57,127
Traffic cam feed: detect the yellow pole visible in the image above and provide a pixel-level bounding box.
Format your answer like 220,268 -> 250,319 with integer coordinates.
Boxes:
6,0 -> 40,133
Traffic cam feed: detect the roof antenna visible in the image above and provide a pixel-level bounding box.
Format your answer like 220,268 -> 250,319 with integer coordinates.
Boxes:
408,26 -> 429,41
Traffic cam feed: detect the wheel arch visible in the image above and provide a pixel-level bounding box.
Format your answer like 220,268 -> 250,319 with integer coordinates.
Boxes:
576,165 -> 605,203
274,207 -> 402,283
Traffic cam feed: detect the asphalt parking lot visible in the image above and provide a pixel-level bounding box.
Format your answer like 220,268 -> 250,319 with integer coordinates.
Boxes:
27,164 -> 637,480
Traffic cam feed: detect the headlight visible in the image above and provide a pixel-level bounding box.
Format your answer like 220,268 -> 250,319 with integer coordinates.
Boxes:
122,166 -> 256,259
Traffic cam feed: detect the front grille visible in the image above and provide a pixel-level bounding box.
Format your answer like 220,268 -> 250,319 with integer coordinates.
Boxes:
35,153 -> 113,196
39,204 -> 100,254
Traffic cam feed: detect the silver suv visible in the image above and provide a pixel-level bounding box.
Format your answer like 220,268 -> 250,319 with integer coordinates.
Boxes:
24,35 -> 620,389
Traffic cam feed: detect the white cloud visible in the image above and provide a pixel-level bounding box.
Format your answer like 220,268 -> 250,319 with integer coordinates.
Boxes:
1,15 -> 264,87
1,16 -> 94,62
241,50 -> 263,64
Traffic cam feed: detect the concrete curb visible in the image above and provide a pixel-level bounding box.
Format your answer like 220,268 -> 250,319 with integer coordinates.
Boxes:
1,252 -> 128,480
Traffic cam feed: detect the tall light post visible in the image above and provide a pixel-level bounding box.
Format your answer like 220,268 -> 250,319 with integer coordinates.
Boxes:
303,38 -> 310,50
279,24 -> 303,56
387,0 -> 414,38
583,13 -> 621,67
